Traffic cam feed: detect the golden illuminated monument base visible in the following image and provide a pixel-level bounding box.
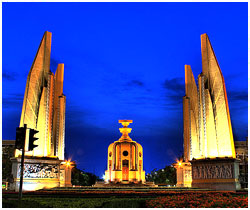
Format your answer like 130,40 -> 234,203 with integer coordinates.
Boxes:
191,158 -> 241,191
174,158 -> 241,190
10,157 -> 72,191
173,162 -> 192,187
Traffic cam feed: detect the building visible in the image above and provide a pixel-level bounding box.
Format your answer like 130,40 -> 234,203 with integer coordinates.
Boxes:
105,120 -> 145,184
235,139 -> 248,188
175,34 -> 240,190
10,31 -> 71,191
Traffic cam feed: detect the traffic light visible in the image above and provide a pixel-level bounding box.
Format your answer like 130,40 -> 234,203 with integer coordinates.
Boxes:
28,129 -> 39,151
15,127 -> 26,149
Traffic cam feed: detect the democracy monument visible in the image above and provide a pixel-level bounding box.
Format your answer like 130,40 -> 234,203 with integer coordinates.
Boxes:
174,33 -> 240,191
10,31 -> 72,191
8,31 -> 241,191
93,119 -> 157,187
105,120 -> 145,184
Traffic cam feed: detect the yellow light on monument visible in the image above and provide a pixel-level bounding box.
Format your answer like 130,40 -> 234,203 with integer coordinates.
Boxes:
175,158 -> 182,167
64,160 -> 72,167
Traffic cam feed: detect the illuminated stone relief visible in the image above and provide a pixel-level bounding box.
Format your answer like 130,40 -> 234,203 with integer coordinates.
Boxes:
192,164 -> 233,179
18,164 -> 59,179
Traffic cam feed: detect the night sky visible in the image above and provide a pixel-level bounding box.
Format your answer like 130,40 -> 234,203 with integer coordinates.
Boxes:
2,2 -> 248,177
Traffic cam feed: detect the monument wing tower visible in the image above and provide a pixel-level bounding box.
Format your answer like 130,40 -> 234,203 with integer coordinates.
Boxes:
183,34 -> 236,161
183,65 -> 199,161
15,31 -> 66,160
20,31 -> 51,130
52,64 -> 66,160
177,33 -> 239,190
200,33 -> 235,158
10,31 -> 72,192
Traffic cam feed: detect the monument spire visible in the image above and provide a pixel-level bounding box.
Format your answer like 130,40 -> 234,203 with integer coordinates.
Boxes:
20,31 -> 52,128
118,120 -> 133,141
200,33 -> 235,158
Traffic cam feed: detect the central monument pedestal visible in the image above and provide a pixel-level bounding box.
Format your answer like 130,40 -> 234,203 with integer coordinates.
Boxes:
191,158 -> 241,191
173,161 -> 192,187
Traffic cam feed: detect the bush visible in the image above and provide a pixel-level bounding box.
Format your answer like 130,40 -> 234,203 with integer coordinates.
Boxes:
3,192 -> 247,208
146,192 -> 248,208
102,198 -> 147,208
2,199 -> 50,208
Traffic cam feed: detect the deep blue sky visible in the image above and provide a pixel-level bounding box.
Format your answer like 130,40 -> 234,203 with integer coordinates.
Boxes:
2,3 -> 248,177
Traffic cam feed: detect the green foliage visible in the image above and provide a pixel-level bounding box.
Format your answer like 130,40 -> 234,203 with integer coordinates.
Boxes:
71,167 -> 101,186
2,193 -> 247,208
23,197 -> 105,208
2,146 -> 15,181
146,165 -> 176,185
3,194 -> 247,208
2,199 -> 50,208
102,198 -> 147,208
3,197 -> 147,208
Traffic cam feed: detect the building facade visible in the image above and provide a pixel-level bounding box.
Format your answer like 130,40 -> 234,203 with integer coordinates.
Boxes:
105,120 -> 145,183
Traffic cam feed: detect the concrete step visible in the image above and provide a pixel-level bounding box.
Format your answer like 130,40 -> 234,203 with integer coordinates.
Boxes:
93,181 -> 158,188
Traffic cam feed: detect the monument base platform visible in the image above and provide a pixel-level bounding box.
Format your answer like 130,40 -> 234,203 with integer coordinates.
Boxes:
10,156 -> 72,192
191,158 -> 241,191
94,181 -> 158,188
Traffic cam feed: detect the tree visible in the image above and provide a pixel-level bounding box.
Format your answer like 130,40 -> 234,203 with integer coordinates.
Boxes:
2,146 -> 15,182
71,166 -> 101,186
145,165 -> 176,185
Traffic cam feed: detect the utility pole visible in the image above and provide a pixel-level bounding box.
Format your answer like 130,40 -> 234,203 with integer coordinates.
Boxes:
15,124 -> 39,202
18,124 -> 27,202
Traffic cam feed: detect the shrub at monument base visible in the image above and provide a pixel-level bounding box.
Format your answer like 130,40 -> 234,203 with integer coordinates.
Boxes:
146,192 -> 248,208
3,192 -> 247,208
3,198 -> 148,208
